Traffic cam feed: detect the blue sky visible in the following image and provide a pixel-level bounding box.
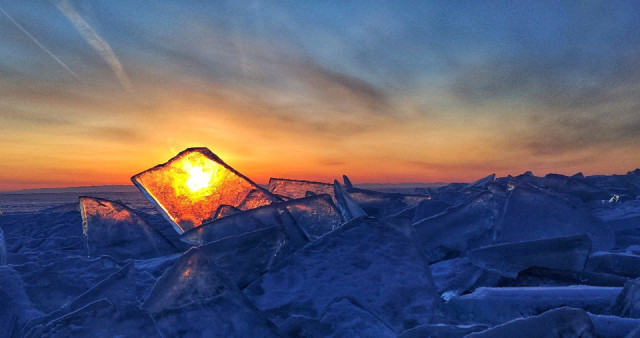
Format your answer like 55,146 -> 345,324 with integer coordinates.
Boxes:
1,1 -> 639,190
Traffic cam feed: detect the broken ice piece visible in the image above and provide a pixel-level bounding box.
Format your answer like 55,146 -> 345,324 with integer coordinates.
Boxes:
79,197 -> 178,260
268,178 -> 334,200
467,234 -> 592,278
212,204 -> 240,220
0,227 -> 6,265
333,180 -> 367,221
466,307 -> 595,337
132,147 -> 279,233
611,277 -> 640,318
444,286 -> 621,325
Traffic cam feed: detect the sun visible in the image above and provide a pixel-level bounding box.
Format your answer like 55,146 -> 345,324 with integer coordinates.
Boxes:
184,163 -> 214,193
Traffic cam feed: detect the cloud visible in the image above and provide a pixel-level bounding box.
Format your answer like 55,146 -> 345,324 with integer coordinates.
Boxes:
55,0 -> 131,91
0,5 -> 78,80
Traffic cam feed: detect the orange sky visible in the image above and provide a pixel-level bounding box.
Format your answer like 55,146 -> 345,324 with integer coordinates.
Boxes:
1,2 -> 639,192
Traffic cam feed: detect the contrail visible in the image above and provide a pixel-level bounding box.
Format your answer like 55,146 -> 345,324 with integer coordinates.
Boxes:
0,5 -> 79,79
55,0 -> 132,91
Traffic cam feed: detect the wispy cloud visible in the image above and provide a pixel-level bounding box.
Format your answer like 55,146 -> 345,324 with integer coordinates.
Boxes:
0,5 -> 78,79
55,0 -> 132,91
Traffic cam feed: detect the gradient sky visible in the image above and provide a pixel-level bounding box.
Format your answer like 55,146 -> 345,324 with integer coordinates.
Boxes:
1,1 -> 640,191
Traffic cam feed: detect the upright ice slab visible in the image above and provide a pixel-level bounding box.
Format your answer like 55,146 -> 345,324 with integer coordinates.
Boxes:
79,197 -> 178,260
132,147 -> 279,233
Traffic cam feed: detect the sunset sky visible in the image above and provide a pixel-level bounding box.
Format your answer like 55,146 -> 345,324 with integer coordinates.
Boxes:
1,1 -> 640,191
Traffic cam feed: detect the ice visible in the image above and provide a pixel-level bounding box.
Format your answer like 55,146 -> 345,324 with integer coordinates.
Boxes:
342,174 -> 354,188
412,199 -> 451,223
79,197 -> 178,260
333,180 -> 367,221
181,194 -> 339,246
344,186 -> 426,218
507,266 -> 628,287
23,262 -> 139,335
430,258 -> 501,298
31,299 -> 161,337
0,266 -> 41,335
142,247 -> 278,337
465,307 -> 595,337
282,194 -> 342,241
412,191 -> 499,263
0,227 -> 6,265
444,286 -> 622,325
588,313 -> 640,337
197,226 -> 306,288
0,288 -> 17,337
212,204 -> 240,220
586,252 -> 640,278
244,217 -> 439,333
398,323 -> 488,337
465,173 -> 496,190
611,278 -> 640,318
467,234 -> 592,278
132,147 -> 279,233
268,177 -> 335,200
279,298 -> 396,337
497,186 -> 614,249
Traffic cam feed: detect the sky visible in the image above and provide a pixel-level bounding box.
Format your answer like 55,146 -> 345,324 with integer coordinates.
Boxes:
1,1 -> 640,191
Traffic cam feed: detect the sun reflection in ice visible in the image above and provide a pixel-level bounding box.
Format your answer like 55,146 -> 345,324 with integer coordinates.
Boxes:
184,162 -> 215,193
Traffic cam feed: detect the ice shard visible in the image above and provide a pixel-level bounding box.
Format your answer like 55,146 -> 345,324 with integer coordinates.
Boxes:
585,252 -> 640,278
412,191 -> 499,263
497,186 -> 614,250
444,286 -> 621,325
611,278 -> 640,318
181,194 -> 339,246
429,258 -> 501,298
268,177 -> 335,200
342,174 -> 354,188
142,247 -> 278,337
244,218 -> 439,333
79,197 -> 178,260
279,298 -> 396,337
466,307 -> 595,338
32,299 -> 162,337
333,180 -> 367,221
212,204 -> 240,220
467,234 -> 592,278
132,147 -> 279,233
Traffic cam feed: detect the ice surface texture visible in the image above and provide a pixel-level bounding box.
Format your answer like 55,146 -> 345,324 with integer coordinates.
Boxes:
4,161 -> 640,336
131,147 -> 279,233
244,217 -> 439,333
79,196 -> 178,260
